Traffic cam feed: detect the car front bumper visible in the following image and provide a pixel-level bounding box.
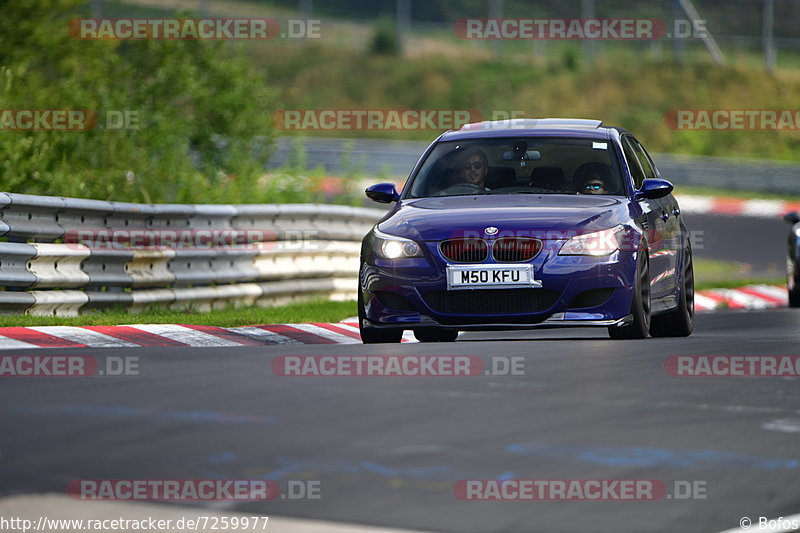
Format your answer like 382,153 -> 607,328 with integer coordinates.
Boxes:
360,241 -> 638,330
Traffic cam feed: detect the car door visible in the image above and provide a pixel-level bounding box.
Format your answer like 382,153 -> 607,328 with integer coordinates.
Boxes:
621,136 -> 670,299
630,137 -> 681,298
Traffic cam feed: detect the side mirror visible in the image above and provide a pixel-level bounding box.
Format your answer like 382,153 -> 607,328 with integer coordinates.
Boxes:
784,211 -> 800,224
635,178 -> 674,200
365,183 -> 400,203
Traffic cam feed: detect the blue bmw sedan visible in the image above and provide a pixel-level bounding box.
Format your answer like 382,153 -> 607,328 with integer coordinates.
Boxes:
359,118 -> 694,343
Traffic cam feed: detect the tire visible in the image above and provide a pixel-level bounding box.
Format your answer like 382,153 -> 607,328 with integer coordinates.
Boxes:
413,328 -> 459,342
608,249 -> 651,339
650,248 -> 695,337
789,286 -> 800,308
789,271 -> 800,308
358,288 -> 403,344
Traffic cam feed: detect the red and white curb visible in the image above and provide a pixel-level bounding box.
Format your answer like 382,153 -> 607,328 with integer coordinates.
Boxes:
0,321 -> 417,350
0,286 -> 787,350
675,194 -> 800,219
694,284 -> 787,312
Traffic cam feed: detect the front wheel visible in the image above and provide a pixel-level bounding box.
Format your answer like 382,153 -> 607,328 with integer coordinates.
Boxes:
609,249 -> 651,339
413,328 -> 459,342
360,326 -> 403,344
789,273 -> 800,308
358,288 -> 403,344
650,249 -> 694,337
789,288 -> 800,308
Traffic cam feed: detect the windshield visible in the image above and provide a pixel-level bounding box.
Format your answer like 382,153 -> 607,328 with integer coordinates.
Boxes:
407,137 -> 625,198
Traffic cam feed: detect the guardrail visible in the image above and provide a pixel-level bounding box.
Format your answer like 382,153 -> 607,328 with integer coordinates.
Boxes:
0,192 -> 385,316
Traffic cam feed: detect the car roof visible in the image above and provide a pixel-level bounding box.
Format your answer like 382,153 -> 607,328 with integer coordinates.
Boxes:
439,118 -> 626,141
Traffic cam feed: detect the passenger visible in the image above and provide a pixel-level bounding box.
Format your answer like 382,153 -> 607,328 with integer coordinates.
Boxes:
580,174 -> 609,194
574,163 -> 613,195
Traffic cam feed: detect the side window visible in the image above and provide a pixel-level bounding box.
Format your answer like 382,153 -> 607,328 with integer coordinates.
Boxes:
630,138 -> 657,180
621,137 -> 645,189
637,140 -> 662,179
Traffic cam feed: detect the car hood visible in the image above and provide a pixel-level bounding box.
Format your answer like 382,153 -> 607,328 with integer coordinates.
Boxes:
378,194 -> 633,242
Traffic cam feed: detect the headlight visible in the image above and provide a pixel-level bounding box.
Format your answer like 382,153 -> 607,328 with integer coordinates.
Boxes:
558,225 -> 626,256
372,228 -> 423,259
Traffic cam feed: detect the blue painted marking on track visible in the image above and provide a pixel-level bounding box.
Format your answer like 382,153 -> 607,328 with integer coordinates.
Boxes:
506,443 -> 800,469
8,405 -> 277,425
208,451 -> 238,464
202,455 -> 520,483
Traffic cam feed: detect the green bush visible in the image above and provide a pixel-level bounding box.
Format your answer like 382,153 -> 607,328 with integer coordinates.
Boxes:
369,17 -> 400,56
0,0 -> 277,203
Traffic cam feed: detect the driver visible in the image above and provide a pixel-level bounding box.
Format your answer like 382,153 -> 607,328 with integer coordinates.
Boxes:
457,147 -> 489,190
581,174 -> 608,195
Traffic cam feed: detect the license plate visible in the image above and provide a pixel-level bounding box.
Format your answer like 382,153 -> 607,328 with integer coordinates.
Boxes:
446,264 -> 540,290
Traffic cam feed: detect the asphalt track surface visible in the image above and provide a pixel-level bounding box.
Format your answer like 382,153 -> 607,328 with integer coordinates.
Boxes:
3,309 -> 800,533
684,214 -> 788,278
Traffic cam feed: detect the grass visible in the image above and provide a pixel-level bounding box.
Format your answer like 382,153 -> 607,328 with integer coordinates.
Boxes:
0,299 -> 357,328
695,278 -> 785,291
693,258 -> 785,290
